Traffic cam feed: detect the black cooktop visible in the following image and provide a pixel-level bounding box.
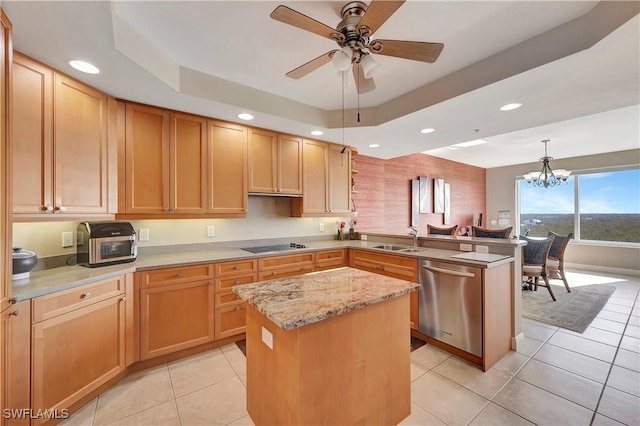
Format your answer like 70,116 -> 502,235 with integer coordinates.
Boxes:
241,243 -> 307,254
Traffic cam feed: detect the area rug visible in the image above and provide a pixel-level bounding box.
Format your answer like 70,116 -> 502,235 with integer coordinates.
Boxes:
521,283 -> 616,333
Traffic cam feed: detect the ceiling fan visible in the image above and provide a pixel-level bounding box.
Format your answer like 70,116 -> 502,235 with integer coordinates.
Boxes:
270,0 -> 444,94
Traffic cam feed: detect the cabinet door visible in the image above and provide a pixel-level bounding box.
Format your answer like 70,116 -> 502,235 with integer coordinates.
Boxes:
0,9 -> 11,313
247,128 -> 276,193
277,134 -> 302,194
2,301 -> 30,426
171,112 -> 207,214
54,75 -> 109,213
12,53 -> 53,214
215,304 -> 247,340
32,296 -> 126,422
124,103 -> 169,213
208,120 -> 248,214
140,280 -> 215,360
300,139 -> 328,214
328,144 -> 351,214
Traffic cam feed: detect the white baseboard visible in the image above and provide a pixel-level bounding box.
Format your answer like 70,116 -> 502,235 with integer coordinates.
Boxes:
566,262 -> 640,278
512,332 -> 525,351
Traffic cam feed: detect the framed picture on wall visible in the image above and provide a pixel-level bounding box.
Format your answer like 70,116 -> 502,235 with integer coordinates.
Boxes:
434,178 -> 445,213
411,179 -> 420,227
444,183 -> 451,224
419,176 -> 431,213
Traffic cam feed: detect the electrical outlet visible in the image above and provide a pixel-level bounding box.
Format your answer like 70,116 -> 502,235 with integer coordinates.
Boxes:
261,326 -> 273,350
476,245 -> 489,253
361,234 -> 368,241
207,225 -> 215,238
319,223 -> 324,232
62,231 -> 74,248
460,243 -> 472,252
139,228 -> 149,242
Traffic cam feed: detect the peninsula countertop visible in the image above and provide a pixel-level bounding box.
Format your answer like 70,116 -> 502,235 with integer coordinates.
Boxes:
233,267 -> 419,331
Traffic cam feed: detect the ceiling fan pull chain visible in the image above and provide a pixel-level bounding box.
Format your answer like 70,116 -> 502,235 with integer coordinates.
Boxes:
357,66 -> 361,123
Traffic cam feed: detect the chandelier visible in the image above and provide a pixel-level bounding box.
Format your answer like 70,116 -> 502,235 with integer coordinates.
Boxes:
523,139 -> 571,188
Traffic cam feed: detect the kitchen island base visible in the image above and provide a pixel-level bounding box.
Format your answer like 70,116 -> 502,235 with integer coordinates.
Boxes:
245,294 -> 411,425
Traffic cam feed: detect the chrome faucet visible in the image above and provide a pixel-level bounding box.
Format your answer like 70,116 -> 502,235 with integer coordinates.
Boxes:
408,226 -> 418,248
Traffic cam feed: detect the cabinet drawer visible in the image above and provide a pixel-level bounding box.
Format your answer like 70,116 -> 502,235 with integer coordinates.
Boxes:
215,273 -> 257,293
32,275 -> 125,323
258,264 -> 314,281
316,249 -> 347,270
215,304 -> 247,340
215,259 -> 257,277
259,253 -> 315,271
138,264 -> 214,288
216,291 -> 245,307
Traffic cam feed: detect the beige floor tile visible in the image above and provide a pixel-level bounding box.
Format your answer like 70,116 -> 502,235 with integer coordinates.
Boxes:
590,318 -> 627,334
620,335 -> 640,353
411,371 -> 488,425
563,326 -> 623,347
410,344 -> 451,370
625,324 -> 640,339
410,361 -> 427,382
469,402 -> 534,426
492,351 -> 529,376
433,356 -> 511,399
606,365 -> 640,397
94,368 -> 175,425
522,317 -> 558,331
59,398 -> 97,426
597,385 -> 640,426
516,359 -> 604,410
591,413 -> 626,425
521,321 -> 556,342
548,331 -> 617,363
176,376 -> 247,426
168,349 -> 236,398
607,297 -> 635,307
493,378 -> 593,425
597,310 -> 631,324
221,345 -> 247,377
119,363 -> 168,384
107,400 -> 180,426
515,336 -> 545,357
602,303 -> 633,315
398,402 -> 446,426
226,414 -> 255,426
629,315 -> 640,327
533,343 -> 611,383
613,348 -> 640,372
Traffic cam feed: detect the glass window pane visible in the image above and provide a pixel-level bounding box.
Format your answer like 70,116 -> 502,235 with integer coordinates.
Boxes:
579,169 -> 640,243
519,176 -> 575,238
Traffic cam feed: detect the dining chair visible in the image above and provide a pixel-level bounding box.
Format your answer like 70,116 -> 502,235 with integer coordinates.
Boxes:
427,224 -> 458,235
522,235 -> 556,301
471,226 -> 513,239
547,231 -> 573,293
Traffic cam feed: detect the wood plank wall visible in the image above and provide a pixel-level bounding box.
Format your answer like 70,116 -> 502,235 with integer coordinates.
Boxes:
351,153 -> 486,235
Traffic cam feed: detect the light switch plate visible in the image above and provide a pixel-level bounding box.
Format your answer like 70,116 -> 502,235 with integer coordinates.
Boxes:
139,228 -> 149,242
207,225 -> 215,238
319,223 -> 324,232
62,231 -> 73,248
261,326 -> 273,350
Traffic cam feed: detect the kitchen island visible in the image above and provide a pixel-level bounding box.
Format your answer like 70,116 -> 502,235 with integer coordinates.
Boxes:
233,267 -> 419,426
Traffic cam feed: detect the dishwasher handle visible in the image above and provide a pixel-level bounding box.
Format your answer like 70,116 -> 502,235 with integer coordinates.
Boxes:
422,264 -> 476,278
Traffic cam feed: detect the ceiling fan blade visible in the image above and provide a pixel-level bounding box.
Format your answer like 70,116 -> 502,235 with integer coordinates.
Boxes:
286,50 -> 338,80
271,5 -> 342,41
357,0 -> 405,36
353,65 -> 375,94
374,40 -> 444,63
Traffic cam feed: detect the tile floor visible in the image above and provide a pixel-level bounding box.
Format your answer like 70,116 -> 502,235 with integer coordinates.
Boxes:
61,270 -> 639,425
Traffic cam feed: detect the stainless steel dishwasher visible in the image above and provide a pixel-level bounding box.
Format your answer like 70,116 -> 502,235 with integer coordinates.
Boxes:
418,259 -> 482,357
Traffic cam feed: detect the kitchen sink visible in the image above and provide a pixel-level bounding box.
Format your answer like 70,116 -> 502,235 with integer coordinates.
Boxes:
401,248 -> 427,252
371,245 -> 426,253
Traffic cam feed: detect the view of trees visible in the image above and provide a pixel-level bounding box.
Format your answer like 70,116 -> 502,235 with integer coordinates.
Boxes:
520,213 -> 640,243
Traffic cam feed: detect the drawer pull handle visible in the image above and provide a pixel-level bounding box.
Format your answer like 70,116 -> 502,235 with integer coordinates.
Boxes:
209,280 -> 214,285
9,297 -> 16,305
234,280 -> 240,285
234,266 -> 240,270
9,310 -> 19,317
120,296 -> 127,302
177,273 -> 184,278
235,306 -> 240,311
81,292 -> 91,299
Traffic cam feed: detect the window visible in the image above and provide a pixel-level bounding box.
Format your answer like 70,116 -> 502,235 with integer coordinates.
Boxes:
519,168 -> 640,244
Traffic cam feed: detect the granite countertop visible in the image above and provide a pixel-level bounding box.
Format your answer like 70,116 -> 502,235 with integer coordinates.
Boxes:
233,267 -> 419,331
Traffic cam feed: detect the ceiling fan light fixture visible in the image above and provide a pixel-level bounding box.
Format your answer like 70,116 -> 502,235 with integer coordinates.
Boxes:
360,54 -> 379,79
332,46 -> 353,71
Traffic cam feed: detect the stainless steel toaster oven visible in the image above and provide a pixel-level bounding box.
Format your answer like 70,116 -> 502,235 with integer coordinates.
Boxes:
77,221 -> 137,267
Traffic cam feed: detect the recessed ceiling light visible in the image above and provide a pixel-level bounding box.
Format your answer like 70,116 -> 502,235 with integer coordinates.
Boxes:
451,139 -> 487,148
369,144 -> 380,148
237,113 -> 254,121
420,128 -> 435,134
310,130 -> 324,136
69,60 -> 99,74
499,103 -> 522,111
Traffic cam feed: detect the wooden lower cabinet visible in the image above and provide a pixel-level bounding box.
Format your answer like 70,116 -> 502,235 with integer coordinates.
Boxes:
213,259 -> 257,340
350,249 -> 419,330
258,253 -> 315,281
2,301 -> 30,426
215,304 -> 248,340
31,295 -> 126,425
315,249 -> 347,271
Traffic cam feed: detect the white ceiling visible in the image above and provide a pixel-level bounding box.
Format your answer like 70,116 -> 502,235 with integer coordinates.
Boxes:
3,1 -> 639,168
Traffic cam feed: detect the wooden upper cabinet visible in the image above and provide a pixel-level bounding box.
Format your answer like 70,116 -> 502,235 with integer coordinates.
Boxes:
208,120 -> 248,214
248,128 -> 302,195
0,8 -> 11,313
171,112 -> 207,214
327,144 -> 352,214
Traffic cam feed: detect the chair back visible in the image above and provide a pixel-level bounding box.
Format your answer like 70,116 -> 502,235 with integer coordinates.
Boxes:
472,226 -> 513,239
548,231 -> 572,260
522,235 -> 555,266
427,224 -> 458,235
